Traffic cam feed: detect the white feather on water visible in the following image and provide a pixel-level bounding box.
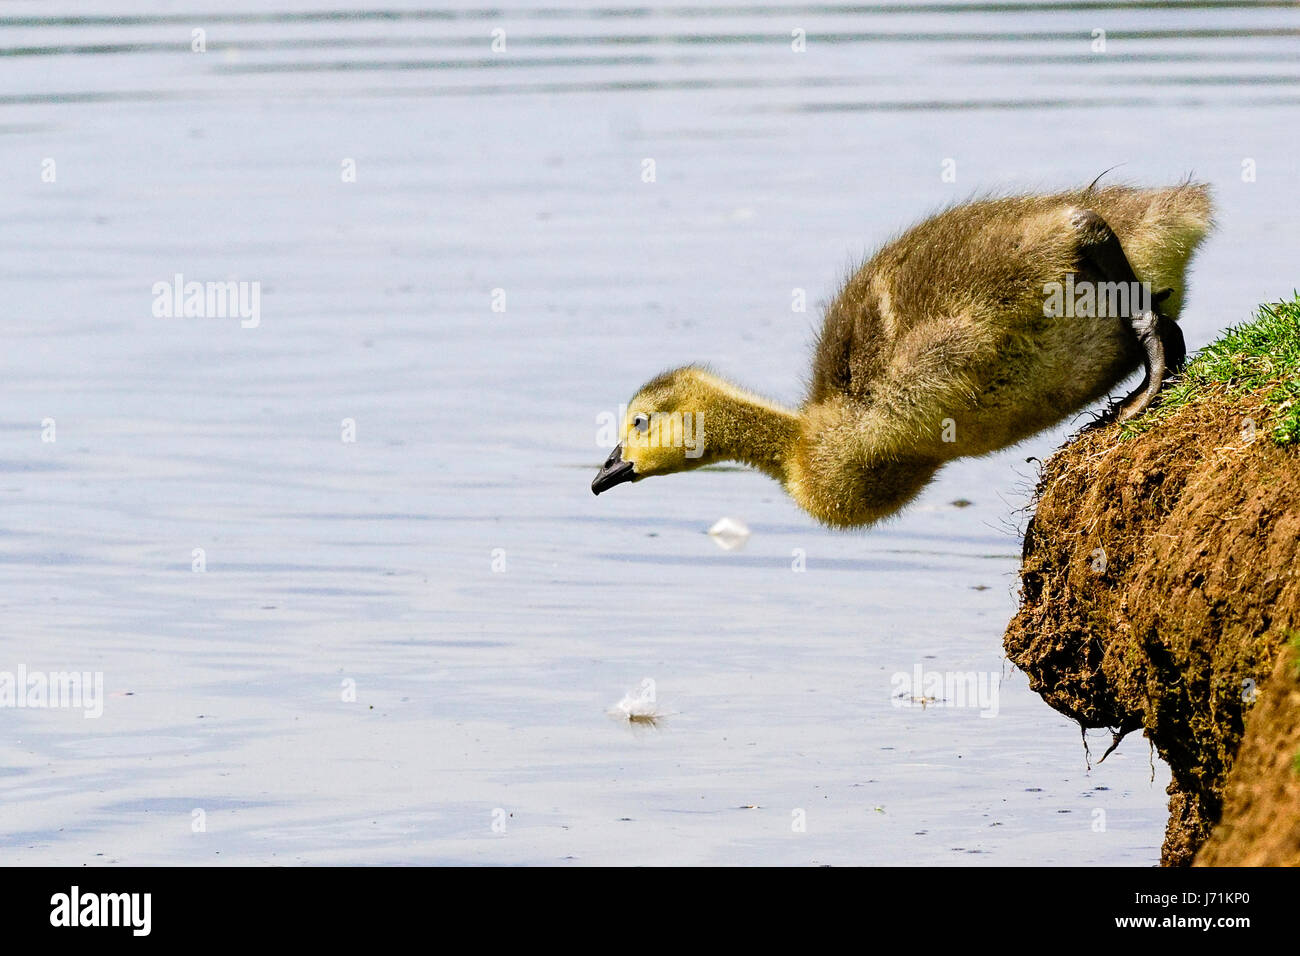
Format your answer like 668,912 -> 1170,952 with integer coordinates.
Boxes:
707,516 -> 750,551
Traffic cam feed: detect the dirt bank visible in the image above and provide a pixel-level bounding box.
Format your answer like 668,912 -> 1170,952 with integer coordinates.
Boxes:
1194,641 -> 1300,865
1004,374 -> 1300,865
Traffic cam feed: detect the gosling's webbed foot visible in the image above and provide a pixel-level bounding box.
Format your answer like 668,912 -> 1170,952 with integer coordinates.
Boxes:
1079,408 -> 1118,432
1153,288 -> 1185,368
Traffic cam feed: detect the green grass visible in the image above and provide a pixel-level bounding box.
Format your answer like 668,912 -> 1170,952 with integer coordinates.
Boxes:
1121,293 -> 1300,444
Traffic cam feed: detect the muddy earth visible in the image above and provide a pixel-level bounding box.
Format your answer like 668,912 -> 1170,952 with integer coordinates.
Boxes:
1005,386 -> 1300,866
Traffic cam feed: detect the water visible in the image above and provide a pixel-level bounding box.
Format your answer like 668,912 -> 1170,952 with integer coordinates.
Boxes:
2,0 -> 1296,865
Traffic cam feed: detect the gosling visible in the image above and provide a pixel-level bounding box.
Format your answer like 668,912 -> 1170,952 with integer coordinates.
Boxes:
592,183 -> 1213,529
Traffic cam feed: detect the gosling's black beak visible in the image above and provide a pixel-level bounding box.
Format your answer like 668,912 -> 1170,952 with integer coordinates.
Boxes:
592,444 -> 636,495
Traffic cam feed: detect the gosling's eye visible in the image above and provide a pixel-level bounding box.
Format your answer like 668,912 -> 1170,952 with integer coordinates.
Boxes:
632,413 -> 650,433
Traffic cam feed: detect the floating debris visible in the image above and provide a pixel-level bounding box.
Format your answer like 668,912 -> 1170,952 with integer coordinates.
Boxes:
707,516 -> 750,551
609,678 -> 666,727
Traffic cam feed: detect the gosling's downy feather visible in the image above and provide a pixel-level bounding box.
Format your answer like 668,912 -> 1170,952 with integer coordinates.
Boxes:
595,183 -> 1214,529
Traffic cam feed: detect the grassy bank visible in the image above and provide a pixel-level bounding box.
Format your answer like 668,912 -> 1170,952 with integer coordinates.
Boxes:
1122,293 -> 1300,444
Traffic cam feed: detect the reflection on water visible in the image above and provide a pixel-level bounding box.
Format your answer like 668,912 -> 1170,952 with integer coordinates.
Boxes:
1,0 -> 1296,865
5,1 -> 1300,108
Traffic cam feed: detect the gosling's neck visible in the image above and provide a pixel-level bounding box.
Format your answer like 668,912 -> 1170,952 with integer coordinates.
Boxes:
694,376 -> 940,530
689,372 -> 801,480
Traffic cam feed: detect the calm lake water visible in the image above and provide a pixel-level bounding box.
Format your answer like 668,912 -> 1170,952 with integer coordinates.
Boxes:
2,0 -> 1297,865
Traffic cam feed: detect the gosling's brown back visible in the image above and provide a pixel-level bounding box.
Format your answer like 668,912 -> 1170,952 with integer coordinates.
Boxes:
808,183 -> 1213,409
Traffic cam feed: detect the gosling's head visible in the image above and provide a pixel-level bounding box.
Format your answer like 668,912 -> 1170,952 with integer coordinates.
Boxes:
591,366 -> 714,495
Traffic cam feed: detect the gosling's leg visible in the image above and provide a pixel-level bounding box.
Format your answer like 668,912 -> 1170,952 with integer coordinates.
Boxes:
1070,208 -> 1185,423
1113,309 -> 1166,422
1113,290 -> 1184,422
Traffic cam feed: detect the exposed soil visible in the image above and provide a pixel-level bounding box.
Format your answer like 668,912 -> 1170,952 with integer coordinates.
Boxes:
1195,642 -> 1300,865
1004,386 -> 1300,866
